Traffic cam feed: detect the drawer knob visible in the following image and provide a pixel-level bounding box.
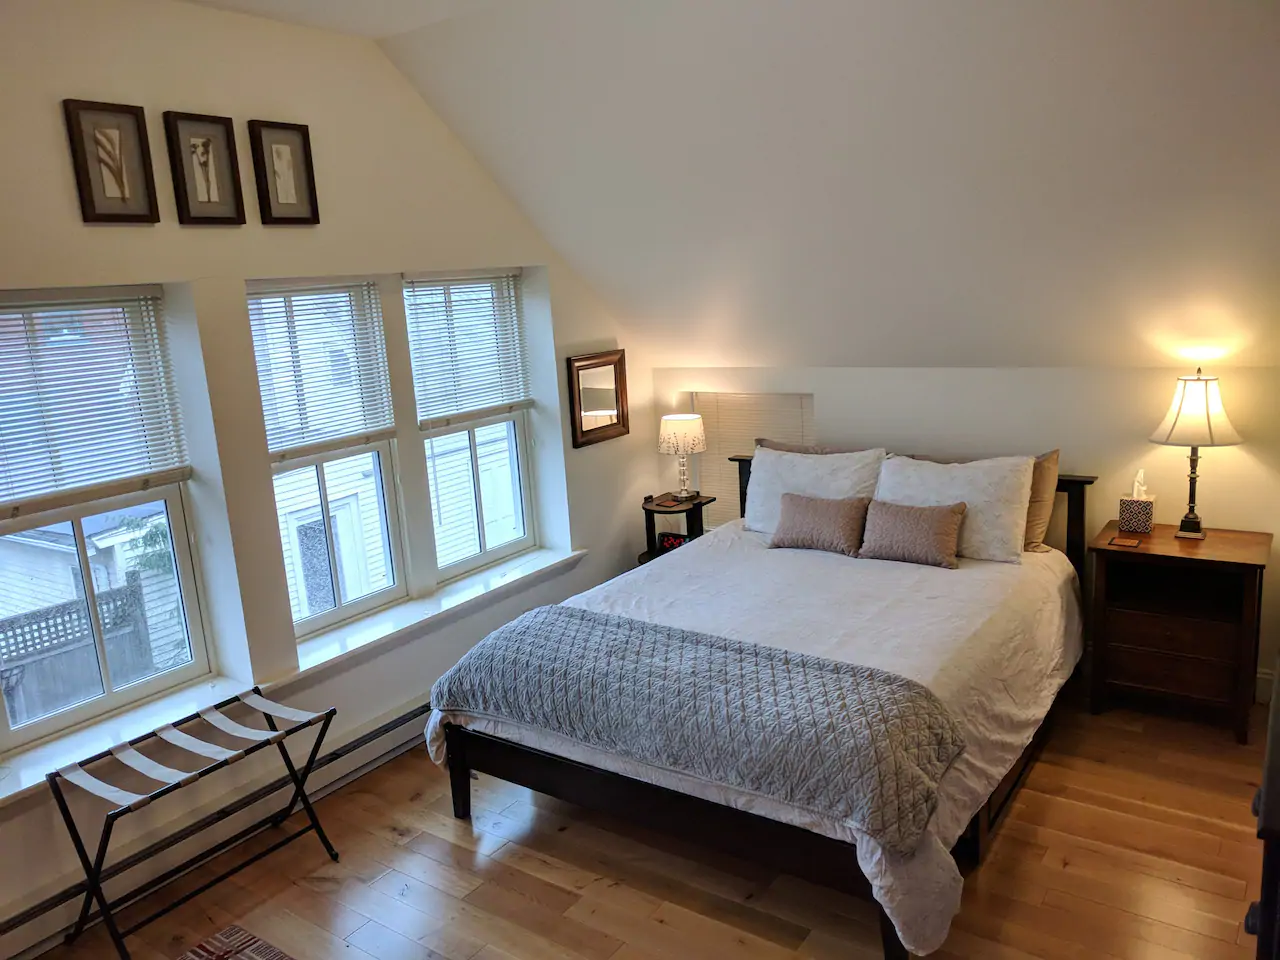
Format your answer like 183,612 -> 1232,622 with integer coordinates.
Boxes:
1245,901 -> 1260,936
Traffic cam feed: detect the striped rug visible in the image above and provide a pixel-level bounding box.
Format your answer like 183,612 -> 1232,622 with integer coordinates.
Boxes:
176,925 -> 295,960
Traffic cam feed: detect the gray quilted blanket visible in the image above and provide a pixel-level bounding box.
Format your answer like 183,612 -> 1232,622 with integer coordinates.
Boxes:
430,604 -> 965,856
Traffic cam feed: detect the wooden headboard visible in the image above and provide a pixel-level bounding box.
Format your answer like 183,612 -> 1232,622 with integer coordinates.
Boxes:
728,455 -> 1097,579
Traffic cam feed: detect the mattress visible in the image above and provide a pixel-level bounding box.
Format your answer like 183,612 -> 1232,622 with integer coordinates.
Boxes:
427,520 -> 1082,954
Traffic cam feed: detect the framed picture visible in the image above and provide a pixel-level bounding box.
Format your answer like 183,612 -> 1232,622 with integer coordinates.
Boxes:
163,111 -> 245,225
62,99 -> 160,223
247,120 -> 319,225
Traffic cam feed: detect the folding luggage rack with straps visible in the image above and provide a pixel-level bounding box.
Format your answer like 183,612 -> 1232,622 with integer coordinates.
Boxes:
46,687 -> 338,959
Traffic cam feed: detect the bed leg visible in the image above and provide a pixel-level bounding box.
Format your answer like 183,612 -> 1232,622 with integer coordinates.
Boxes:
877,903 -> 910,959
444,725 -> 471,820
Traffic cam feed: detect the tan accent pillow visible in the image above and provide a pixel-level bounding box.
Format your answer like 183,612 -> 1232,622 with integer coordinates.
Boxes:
769,494 -> 871,558
756,438 -> 869,455
859,500 -> 968,569
1023,450 -> 1060,553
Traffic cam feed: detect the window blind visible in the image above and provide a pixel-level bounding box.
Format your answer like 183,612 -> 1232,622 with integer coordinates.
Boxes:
0,290 -> 189,518
402,274 -> 530,430
248,280 -> 394,461
691,392 -> 815,528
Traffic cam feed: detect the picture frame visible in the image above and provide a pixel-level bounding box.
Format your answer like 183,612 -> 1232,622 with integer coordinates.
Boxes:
567,349 -> 630,448
62,99 -> 160,224
247,120 -> 319,225
163,111 -> 245,225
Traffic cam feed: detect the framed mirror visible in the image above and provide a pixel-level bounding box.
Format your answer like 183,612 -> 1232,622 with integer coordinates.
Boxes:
567,349 -> 629,448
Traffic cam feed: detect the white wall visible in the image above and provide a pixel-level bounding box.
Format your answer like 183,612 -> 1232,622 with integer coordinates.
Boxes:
0,0 -> 655,952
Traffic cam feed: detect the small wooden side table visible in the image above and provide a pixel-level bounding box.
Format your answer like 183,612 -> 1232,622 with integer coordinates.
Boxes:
639,493 -> 716,564
1089,520 -> 1272,743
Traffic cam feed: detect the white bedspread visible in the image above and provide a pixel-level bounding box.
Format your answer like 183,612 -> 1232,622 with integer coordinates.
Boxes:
427,520 -> 1081,954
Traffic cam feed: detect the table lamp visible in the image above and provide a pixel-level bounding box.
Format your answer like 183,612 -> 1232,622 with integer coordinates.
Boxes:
658,413 -> 707,500
1149,367 -> 1241,539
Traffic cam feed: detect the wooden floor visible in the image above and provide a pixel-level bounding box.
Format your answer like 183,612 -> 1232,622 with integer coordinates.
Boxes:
45,705 -> 1264,960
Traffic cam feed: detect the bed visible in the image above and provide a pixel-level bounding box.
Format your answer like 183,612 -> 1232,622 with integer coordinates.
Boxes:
428,457 -> 1095,957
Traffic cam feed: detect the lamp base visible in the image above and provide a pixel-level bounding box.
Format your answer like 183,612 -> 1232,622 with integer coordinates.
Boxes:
1175,517 -> 1205,540
1175,447 -> 1206,539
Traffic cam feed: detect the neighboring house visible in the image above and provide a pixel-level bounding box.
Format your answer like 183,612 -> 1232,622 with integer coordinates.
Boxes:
0,506 -> 189,725
274,454 -> 394,621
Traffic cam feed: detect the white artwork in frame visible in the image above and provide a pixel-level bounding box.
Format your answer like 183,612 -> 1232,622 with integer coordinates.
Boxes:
64,99 -> 159,223
189,136 -> 219,203
271,143 -> 297,205
163,111 -> 245,225
93,126 -> 129,200
249,119 -> 318,224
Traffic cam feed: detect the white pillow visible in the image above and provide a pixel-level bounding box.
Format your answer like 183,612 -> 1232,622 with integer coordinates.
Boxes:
745,446 -> 886,536
873,455 -> 1034,563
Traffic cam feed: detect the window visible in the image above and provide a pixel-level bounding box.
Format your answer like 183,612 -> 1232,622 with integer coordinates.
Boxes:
0,289 -> 206,749
249,281 -> 404,633
404,275 -> 535,576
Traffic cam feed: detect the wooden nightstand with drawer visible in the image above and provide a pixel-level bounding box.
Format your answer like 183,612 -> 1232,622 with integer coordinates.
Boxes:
1089,521 -> 1272,743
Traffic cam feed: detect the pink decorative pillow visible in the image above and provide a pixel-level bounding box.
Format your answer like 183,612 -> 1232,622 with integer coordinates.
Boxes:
769,494 -> 871,558
859,500 -> 968,569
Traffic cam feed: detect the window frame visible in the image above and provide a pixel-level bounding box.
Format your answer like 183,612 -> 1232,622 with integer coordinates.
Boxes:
424,408 -> 537,583
0,483 -> 209,754
270,438 -> 408,639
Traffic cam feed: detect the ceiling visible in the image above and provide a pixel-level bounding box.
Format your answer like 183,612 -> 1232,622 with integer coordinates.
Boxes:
181,0 -> 502,38
187,0 -> 1280,367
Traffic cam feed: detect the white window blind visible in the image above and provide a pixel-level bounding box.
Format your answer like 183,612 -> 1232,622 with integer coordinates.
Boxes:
691,392 -> 815,528
0,289 -> 189,518
403,274 -> 530,430
248,280 -> 394,461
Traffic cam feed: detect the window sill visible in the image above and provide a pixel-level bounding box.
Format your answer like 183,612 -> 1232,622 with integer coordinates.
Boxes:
295,546 -> 586,677
0,545 -> 585,811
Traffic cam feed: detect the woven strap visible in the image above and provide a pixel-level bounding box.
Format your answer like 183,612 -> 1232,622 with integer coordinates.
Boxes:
156,724 -> 240,762
58,764 -> 149,811
110,745 -> 198,787
199,707 -> 285,744
241,693 -> 320,725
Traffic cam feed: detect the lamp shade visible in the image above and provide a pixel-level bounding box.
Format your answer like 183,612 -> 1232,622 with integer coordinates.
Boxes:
658,413 -> 707,455
1149,369 -> 1241,448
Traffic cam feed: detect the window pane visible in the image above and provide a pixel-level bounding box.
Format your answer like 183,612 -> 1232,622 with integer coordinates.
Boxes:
322,452 -> 394,604
475,421 -> 525,549
81,500 -> 194,690
273,465 -> 336,621
425,431 -> 480,567
0,521 -> 104,726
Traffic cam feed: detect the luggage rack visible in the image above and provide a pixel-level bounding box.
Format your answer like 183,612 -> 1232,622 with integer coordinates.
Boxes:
46,686 -> 338,959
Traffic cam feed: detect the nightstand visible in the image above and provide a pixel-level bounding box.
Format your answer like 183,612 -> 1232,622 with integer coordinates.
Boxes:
1089,521 -> 1272,743
639,493 -> 715,564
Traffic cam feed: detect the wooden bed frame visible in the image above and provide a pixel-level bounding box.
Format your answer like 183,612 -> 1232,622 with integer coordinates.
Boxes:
445,457 -> 1096,958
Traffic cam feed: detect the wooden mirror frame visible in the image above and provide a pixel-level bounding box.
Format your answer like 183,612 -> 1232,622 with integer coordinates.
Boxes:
567,349 -> 630,448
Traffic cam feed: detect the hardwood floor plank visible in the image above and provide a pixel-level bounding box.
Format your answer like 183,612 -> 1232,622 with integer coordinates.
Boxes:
346,919 -> 454,960
463,880 -> 621,959
32,705 -> 1263,960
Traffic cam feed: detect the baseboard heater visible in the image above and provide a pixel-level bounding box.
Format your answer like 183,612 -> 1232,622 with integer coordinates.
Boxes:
0,700 -> 432,943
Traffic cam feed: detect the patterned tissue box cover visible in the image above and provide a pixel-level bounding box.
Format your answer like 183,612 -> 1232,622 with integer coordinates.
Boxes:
1118,497 -> 1154,533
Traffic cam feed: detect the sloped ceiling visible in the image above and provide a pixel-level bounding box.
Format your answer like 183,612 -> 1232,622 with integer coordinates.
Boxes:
181,0 -> 503,38
198,1 -> 1280,367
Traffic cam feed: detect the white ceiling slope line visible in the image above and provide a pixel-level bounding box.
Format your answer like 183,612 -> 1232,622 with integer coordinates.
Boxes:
181,0 -> 506,39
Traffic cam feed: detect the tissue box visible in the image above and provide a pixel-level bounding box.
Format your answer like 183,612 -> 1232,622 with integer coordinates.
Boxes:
1118,497 -> 1155,534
